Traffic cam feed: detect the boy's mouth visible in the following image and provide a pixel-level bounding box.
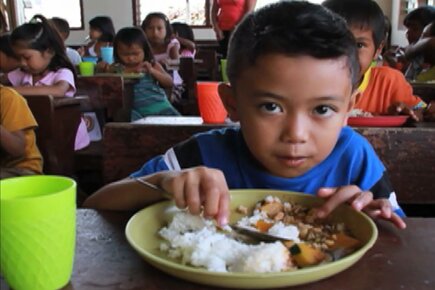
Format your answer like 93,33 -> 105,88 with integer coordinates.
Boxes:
277,156 -> 307,168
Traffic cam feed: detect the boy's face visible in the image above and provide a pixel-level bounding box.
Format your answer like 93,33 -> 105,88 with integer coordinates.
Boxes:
349,26 -> 382,79
405,21 -> 424,44
219,54 -> 355,178
0,51 -> 20,73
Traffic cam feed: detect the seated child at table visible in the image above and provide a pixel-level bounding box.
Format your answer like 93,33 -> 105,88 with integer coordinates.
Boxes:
6,14 -> 90,150
51,17 -> 82,66
407,21 -> 435,82
323,0 -> 431,121
78,16 -> 115,58
84,1 -> 406,230
1,85 -> 43,179
403,6 -> 435,80
142,13 -> 183,104
98,27 -> 179,120
171,22 -> 196,58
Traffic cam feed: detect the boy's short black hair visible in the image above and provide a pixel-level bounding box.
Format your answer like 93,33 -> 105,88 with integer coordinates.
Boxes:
404,6 -> 435,28
0,33 -> 17,57
322,0 -> 385,50
51,17 -> 70,38
227,1 -> 360,91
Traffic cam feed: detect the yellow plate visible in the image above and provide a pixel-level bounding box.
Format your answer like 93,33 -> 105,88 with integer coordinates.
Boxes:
125,189 -> 378,289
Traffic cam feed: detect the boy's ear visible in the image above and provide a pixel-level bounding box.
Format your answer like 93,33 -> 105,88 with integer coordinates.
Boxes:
218,83 -> 239,121
343,90 -> 358,126
374,40 -> 384,60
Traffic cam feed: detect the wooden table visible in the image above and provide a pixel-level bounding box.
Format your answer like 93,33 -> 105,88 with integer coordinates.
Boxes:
2,209 -> 433,290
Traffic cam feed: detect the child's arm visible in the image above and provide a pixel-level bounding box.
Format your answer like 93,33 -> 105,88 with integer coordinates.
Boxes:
316,186 -> 406,229
12,81 -> 72,97
83,166 -> 230,226
168,41 -> 180,60
0,125 -> 26,157
211,0 -> 224,40
176,36 -> 196,53
143,61 -> 174,89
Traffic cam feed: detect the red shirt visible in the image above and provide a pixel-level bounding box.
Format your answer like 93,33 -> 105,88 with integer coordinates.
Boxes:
217,0 -> 246,31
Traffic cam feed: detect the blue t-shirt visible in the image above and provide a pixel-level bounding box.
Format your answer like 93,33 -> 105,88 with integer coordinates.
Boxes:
131,127 -> 404,216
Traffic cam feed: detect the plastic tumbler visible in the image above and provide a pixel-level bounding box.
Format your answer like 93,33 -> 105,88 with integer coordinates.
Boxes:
196,82 -> 228,123
100,46 -> 114,64
220,59 -> 229,83
79,61 -> 95,76
0,175 -> 76,290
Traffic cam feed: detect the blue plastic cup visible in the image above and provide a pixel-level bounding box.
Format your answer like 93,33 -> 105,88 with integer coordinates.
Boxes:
100,47 -> 114,64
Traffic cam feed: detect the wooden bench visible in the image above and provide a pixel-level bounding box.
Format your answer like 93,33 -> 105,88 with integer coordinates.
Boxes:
102,118 -> 435,213
24,95 -> 82,176
76,75 -> 137,122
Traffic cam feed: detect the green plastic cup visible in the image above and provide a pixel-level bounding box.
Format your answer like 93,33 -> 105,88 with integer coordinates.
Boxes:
220,59 -> 229,83
79,61 -> 95,76
0,175 -> 76,290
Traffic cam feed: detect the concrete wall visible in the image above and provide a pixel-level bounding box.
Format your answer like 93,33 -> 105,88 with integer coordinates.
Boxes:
66,0 -> 407,47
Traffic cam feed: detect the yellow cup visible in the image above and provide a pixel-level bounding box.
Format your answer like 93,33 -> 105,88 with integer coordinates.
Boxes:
0,175 -> 76,290
79,61 -> 95,76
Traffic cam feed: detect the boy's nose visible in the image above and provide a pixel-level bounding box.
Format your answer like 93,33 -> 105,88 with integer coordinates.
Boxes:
281,114 -> 309,144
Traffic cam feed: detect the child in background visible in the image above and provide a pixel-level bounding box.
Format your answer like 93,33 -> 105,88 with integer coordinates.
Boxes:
141,13 -> 183,103
171,22 -> 196,58
0,34 -> 20,75
1,85 -> 43,179
406,21 -> 435,82
51,17 -> 82,66
79,16 -> 115,58
6,15 -> 90,150
323,0 -> 431,121
403,6 -> 435,80
99,27 -> 179,120
84,2 -> 406,230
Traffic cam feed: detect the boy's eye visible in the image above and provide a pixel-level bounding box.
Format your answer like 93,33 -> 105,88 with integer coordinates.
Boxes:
313,105 -> 335,117
260,103 -> 282,113
356,42 -> 366,49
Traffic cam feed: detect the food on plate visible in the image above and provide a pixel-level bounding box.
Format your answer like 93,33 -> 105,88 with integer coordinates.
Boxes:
158,195 -> 361,273
349,109 -> 373,117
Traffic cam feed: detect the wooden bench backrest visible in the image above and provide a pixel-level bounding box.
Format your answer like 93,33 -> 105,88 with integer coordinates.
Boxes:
24,95 -> 82,176
103,123 -> 435,205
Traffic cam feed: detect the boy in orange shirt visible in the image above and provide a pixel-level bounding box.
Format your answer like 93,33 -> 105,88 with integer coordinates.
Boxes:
323,0 -> 431,121
1,85 -> 43,179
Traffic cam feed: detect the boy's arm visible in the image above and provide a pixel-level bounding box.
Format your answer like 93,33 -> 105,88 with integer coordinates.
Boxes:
84,166 -> 231,226
0,125 -> 26,157
83,173 -> 168,210
12,81 -> 72,97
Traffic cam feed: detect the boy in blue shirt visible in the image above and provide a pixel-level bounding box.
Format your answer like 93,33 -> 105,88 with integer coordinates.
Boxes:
84,1 -> 406,229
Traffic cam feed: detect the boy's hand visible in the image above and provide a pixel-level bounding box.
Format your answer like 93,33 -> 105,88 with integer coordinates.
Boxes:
316,186 -> 406,229
363,199 -> 406,229
387,102 -> 419,121
316,186 -> 373,218
159,166 -> 230,226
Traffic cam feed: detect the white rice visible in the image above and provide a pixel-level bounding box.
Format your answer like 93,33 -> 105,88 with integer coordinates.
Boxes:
159,211 -> 291,273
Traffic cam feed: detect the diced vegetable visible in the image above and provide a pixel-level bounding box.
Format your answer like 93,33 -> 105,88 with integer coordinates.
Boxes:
255,219 -> 273,232
260,202 -> 283,218
330,233 -> 361,250
290,243 -> 326,267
